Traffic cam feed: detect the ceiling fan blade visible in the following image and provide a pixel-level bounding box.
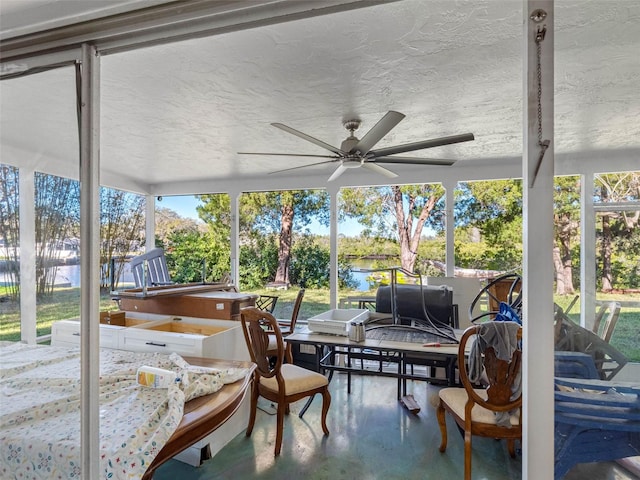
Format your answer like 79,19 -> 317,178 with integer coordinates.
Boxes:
272,123 -> 345,155
369,133 -> 475,157
269,159 -> 338,175
362,162 -> 398,178
238,152 -> 336,159
328,164 -> 348,182
351,110 -> 405,155
373,156 -> 456,166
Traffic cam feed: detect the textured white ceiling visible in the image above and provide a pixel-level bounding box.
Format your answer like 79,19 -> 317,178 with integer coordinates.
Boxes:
1,0 -> 639,193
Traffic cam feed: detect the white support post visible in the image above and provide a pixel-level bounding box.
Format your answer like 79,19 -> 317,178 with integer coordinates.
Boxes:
329,186 -> 339,308
145,194 -> 155,250
443,180 -> 456,277
230,190 -> 240,285
580,172 -> 596,328
523,3 -> 555,480
18,167 -> 37,344
78,43 -> 101,480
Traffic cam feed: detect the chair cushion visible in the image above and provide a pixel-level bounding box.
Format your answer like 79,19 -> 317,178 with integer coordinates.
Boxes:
439,387 -> 520,427
260,364 -> 328,396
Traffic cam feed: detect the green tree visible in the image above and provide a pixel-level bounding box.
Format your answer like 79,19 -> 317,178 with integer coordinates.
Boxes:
289,234 -> 330,288
0,165 -> 20,298
553,176 -> 581,294
240,190 -> 329,286
155,205 -> 202,247
455,180 -> 523,272
100,188 -> 145,289
595,172 -> 640,291
196,194 -> 231,242
34,172 -> 80,296
165,229 -> 229,283
158,193 -> 232,283
239,233 -> 279,289
340,184 -> 444,272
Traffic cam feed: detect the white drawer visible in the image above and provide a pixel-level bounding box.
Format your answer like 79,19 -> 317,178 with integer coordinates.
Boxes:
118,329 -> 204,356
51,320 -> 122,349
121,317 -> 250,360
52,315 -> 250,361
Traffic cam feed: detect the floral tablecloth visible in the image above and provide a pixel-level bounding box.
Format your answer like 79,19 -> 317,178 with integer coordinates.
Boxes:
0,341 -> 248,479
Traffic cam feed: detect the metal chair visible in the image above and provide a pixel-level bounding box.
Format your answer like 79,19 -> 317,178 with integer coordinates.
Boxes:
240,306 -> 330,456
468,273 -> 522,324
256,294 -> 279,313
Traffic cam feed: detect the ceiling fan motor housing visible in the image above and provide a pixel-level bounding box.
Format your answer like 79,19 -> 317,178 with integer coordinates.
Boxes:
341,119 -> 363,156
340,137 -> 361,156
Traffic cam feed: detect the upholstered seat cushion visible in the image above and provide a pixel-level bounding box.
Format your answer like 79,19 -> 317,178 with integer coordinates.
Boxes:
260,364 -> 328,396
439,387 -> 520,427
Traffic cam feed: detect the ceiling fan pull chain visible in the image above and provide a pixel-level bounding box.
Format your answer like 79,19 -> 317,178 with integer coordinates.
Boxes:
531,22 -> 550,188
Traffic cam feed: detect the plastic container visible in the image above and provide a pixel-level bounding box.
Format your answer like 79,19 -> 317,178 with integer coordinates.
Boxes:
136,366 -> 179,388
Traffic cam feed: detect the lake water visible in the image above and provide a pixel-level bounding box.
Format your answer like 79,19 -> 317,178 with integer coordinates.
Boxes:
348,259 -> 398,291
0,263 -> 135,288
3,261 -> 385,291
58,263 -> 136,287
351,270 -> 372,291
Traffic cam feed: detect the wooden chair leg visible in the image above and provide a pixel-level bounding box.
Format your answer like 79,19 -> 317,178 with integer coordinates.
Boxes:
436,400 -> 448,452
320,387 -> 331,435
285,343 -> 293,364
246,380 -> 258,436
507,438 -> 516,458
274,402 -> 285,456
464,430 -> 472,480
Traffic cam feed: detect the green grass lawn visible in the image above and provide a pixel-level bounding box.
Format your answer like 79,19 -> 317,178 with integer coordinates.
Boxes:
1,286 -> 638,362
0,287 -> 119,341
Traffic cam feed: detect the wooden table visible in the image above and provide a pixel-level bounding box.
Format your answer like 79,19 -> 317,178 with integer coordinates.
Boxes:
118,285 -> 258,320
142,357 -> 255,480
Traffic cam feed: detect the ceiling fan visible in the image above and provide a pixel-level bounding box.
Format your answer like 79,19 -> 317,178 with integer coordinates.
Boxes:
238,111 -> 474,182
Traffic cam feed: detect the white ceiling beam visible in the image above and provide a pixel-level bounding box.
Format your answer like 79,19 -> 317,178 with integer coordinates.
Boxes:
1,0 -> 397,60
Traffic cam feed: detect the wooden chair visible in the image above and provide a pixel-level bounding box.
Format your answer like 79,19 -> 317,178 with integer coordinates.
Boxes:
266,288 -> 305,364
592,301 -> 621,343
554,306 -> 627,380
437,323 -> 523,480
240,306 -> 330,456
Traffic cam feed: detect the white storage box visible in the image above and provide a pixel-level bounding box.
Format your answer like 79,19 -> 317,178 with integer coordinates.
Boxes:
307,309 -> 369,336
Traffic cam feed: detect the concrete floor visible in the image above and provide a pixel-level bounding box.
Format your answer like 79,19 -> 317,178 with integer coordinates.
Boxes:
154,372 -> 637,480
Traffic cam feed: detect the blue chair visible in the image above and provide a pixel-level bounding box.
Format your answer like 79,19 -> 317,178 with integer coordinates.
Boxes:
554,351 -> 600,380
554,375 -> 640,479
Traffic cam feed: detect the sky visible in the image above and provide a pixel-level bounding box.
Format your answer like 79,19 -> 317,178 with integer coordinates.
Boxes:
157,194 -> 365,237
